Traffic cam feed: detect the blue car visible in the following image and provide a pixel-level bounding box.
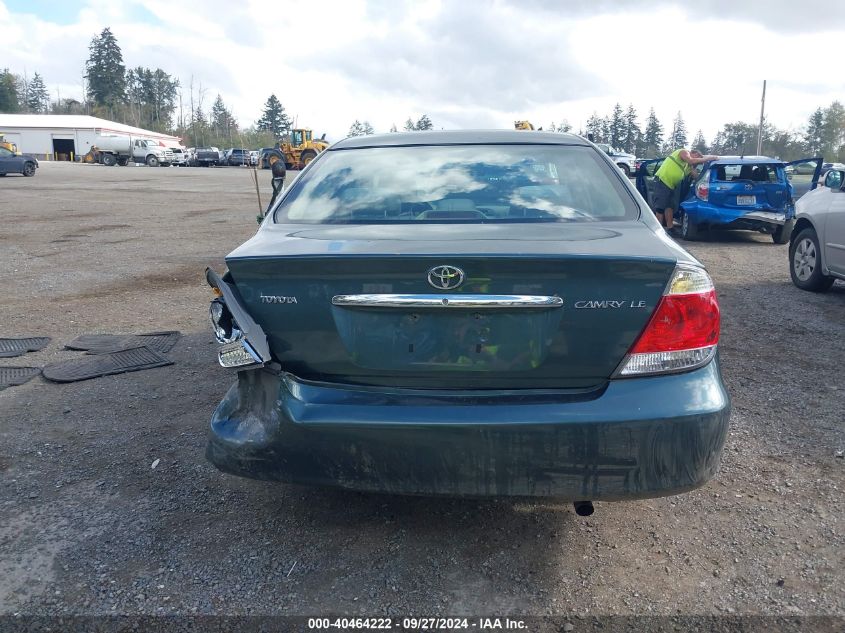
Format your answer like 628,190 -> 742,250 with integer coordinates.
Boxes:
637,156 -> 822,242
205,130 -> 730,507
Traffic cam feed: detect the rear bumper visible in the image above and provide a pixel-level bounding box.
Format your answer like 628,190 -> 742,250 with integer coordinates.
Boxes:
682,201 -> 794,230
207,362 -> 731,499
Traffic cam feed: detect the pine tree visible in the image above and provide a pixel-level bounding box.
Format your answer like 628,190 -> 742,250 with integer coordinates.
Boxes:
692,129 -> 708,153
348,120 -> 365,137
415,114 -> 433,130
821,101 -> 845,159
804,108 -> 825,154
0,69 -> 20,112
403,118 -> 415,132
623,105 -> 640,154
211,94 -> 237,140
85,27 -> 126,108
256,94 -> 291,138
608,103 -> 626,149
361,121 -> 375,135
585,113 -> 603,141
669,111 -> 688,150
25,72 -> 49,113
557,120 -> 572,133
389,123 -> 398,133
643,108 -> 664,156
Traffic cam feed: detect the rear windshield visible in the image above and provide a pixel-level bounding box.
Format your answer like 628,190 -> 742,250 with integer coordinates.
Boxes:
713,163 -> 782,183
273,144 -> 638,224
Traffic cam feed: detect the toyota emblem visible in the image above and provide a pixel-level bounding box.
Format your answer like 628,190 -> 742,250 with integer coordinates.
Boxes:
427,265 -> 465,290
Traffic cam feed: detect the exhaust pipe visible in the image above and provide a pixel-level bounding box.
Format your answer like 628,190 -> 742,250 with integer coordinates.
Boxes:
573,501 -> 594,516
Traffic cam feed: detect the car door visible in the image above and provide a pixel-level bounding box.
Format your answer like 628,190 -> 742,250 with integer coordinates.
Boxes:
635,159 -> 662,207
821,170 -> 845,275
786,156 -> 823,199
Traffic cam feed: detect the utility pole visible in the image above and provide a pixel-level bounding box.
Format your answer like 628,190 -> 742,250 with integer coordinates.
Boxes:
756,80 -> 766,156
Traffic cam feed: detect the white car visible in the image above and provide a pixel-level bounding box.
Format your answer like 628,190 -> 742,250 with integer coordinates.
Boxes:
789,167 -> 845,291
170,147 -> 188,166
596,143 -> 636,177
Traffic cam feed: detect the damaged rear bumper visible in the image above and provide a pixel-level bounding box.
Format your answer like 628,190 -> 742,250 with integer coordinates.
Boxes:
206,362 -> 731,500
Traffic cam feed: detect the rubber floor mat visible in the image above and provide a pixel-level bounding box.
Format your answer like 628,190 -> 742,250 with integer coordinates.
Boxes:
65,331 -> 180,355
0,367 -> 41,390
0,337 -> 51,358
42,346 -> 173,383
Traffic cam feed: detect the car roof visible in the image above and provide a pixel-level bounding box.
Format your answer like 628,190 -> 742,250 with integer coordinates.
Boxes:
331,129 -> 590,150
709,156 -> 784,165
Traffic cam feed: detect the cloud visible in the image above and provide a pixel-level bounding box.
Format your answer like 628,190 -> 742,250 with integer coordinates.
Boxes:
1,0 -> 844,142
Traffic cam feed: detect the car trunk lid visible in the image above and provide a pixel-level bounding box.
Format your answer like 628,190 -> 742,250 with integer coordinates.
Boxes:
225,223 -> 682,389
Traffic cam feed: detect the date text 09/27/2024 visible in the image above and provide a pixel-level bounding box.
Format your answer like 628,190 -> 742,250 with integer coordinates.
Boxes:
307,617 -> 528,630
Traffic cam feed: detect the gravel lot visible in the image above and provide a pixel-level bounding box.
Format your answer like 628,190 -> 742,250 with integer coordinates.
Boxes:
1,163 -> 843,621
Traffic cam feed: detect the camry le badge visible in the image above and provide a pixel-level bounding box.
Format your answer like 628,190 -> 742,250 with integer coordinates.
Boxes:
427,265 -> 465,290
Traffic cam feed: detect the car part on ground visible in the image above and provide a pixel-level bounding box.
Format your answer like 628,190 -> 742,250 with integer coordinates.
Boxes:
42,346 -> 173,383
65,331 -> 180,355
0,336 -> 51,358
0,366 -> 41,390
207,129 -> 730,500
788,168 -> 845,292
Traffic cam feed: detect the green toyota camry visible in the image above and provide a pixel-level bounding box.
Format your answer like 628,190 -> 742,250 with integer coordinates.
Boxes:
205,130 -> 730,510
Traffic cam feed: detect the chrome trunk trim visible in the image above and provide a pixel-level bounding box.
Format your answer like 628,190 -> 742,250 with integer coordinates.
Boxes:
331,294 -> 564,309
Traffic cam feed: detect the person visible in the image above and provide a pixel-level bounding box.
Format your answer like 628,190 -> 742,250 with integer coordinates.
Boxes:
652,148 -> 718,231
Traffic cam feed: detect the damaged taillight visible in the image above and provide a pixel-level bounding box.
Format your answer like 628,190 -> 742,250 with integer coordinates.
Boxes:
696,181 -> 709,201
616,265 -> 720,377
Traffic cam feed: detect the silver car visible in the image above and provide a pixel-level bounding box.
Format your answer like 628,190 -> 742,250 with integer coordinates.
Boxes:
789,167 -> 845,291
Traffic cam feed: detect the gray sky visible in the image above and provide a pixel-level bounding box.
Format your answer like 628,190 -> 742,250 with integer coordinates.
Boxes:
3,0 -> 844,142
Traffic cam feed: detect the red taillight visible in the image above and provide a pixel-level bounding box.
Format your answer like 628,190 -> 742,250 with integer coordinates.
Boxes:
696,181 -> 709,201
617,265 -> 720,377
629,290 -> 720,353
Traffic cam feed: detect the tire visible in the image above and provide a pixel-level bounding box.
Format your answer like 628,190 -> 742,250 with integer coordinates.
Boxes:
300,150 -> 317,168
789,227 -> 834,292
772,219 -> 794,244
146,155 -> 160,167
101,153 -> 117,167
117,157 -> 129,166
618,163 -> 631,177
680,211 -> 699,240
22,162 -> 36,177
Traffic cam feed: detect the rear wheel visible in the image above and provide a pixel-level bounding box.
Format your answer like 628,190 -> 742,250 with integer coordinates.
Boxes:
146,155 -> 160,167
300,150 -> 317,168
22,162 -> 36,177
772,219 -> 794,244
680,211 -> 699,240
117,157 -> 129,166
790,228 -> 834,292
618,163 -> 631,177
101,153 -> 117,167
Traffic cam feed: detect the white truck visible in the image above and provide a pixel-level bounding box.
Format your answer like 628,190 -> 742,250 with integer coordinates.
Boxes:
596,143 -> 637,177
91,134 -> 174,167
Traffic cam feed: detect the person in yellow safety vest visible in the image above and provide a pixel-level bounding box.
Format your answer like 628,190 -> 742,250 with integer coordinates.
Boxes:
652,148 -> 718,231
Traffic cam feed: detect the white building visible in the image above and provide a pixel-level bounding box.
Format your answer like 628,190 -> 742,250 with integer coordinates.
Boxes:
0,114 -> 182,160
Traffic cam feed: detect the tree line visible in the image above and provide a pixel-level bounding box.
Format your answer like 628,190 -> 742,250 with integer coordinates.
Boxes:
1,26 -> 844,161
580,102 -> 845,162
0,28 -> 297,149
